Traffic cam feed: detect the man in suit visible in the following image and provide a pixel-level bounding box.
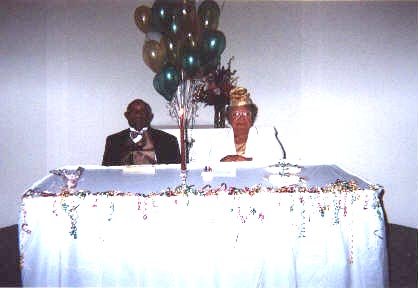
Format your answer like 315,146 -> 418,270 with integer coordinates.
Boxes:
102,99 -> 180,166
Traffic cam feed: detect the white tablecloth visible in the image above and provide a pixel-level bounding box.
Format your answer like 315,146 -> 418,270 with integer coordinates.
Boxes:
19,164 -> 388,287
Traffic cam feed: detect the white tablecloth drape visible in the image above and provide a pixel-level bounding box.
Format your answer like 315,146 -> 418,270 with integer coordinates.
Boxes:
19,164 -> 388,287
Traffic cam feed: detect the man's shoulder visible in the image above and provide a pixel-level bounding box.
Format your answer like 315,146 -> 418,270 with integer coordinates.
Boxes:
106,129 -> 129,139
149,127 -> 177,140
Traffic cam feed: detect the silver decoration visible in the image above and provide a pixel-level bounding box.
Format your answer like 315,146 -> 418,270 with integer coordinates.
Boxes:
50,166 -> 85,189
167,79 -> 205,128
167,78 -> 205,163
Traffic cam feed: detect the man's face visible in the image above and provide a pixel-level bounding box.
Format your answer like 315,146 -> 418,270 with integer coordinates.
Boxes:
125,102 -> 151,131
229,106 -> 252,131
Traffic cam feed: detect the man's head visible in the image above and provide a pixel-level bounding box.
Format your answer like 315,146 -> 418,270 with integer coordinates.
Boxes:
226,87 -> 258,130
124,99 -> 154,131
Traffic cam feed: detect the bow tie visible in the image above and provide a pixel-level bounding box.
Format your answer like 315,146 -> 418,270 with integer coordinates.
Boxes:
130,130 -> 141,139
129,127 -> 148,143
130,129 -> 145,144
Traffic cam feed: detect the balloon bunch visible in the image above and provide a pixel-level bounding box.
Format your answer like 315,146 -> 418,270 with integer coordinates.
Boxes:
134,0 -> 226,101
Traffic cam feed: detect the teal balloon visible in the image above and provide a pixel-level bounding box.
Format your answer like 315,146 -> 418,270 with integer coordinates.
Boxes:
151,1 -> 177,33
201,30 -> 225,60
153,77 -> 170,100
198,0 -> 220,30
162,65 -> 180,90
181,49 -> 201,77
168,14 -> 183,39
153,65 -> 180,101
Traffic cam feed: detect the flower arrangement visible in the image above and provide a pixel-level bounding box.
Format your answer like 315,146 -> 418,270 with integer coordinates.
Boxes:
193,57 -> 238,107
192,57 -> 238,127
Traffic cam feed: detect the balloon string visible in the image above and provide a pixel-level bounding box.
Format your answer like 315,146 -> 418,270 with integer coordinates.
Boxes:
220,0 -> 226,13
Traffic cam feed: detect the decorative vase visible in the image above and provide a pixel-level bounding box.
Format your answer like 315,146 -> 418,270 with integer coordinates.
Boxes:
214,104 -> 226,128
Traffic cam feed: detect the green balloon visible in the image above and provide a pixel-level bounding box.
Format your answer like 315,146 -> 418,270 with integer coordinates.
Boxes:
198,0 -> 220,30
151,1 -> 176,33
163,65 -> 180,88
201,30 -> 225,61
153,65 -> 180,101
168,14 -> 183,39
181,49 -> 201,77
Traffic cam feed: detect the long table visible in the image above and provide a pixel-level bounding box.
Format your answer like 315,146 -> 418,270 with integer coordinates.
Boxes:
19,163 -> 388,287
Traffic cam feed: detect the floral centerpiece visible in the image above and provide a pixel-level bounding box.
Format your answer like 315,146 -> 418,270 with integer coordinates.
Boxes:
193,57 -> 238,127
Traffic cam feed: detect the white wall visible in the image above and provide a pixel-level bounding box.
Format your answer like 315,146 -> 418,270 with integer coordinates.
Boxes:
1,1 -> 417,228
1,1 -> 48,228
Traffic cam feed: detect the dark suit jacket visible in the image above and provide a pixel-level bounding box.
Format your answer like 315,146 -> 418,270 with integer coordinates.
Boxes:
102,127 -> 180,166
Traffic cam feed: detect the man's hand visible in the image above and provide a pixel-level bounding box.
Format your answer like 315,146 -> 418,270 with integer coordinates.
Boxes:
140,131 -> 154,150
133,151 -> 156,164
